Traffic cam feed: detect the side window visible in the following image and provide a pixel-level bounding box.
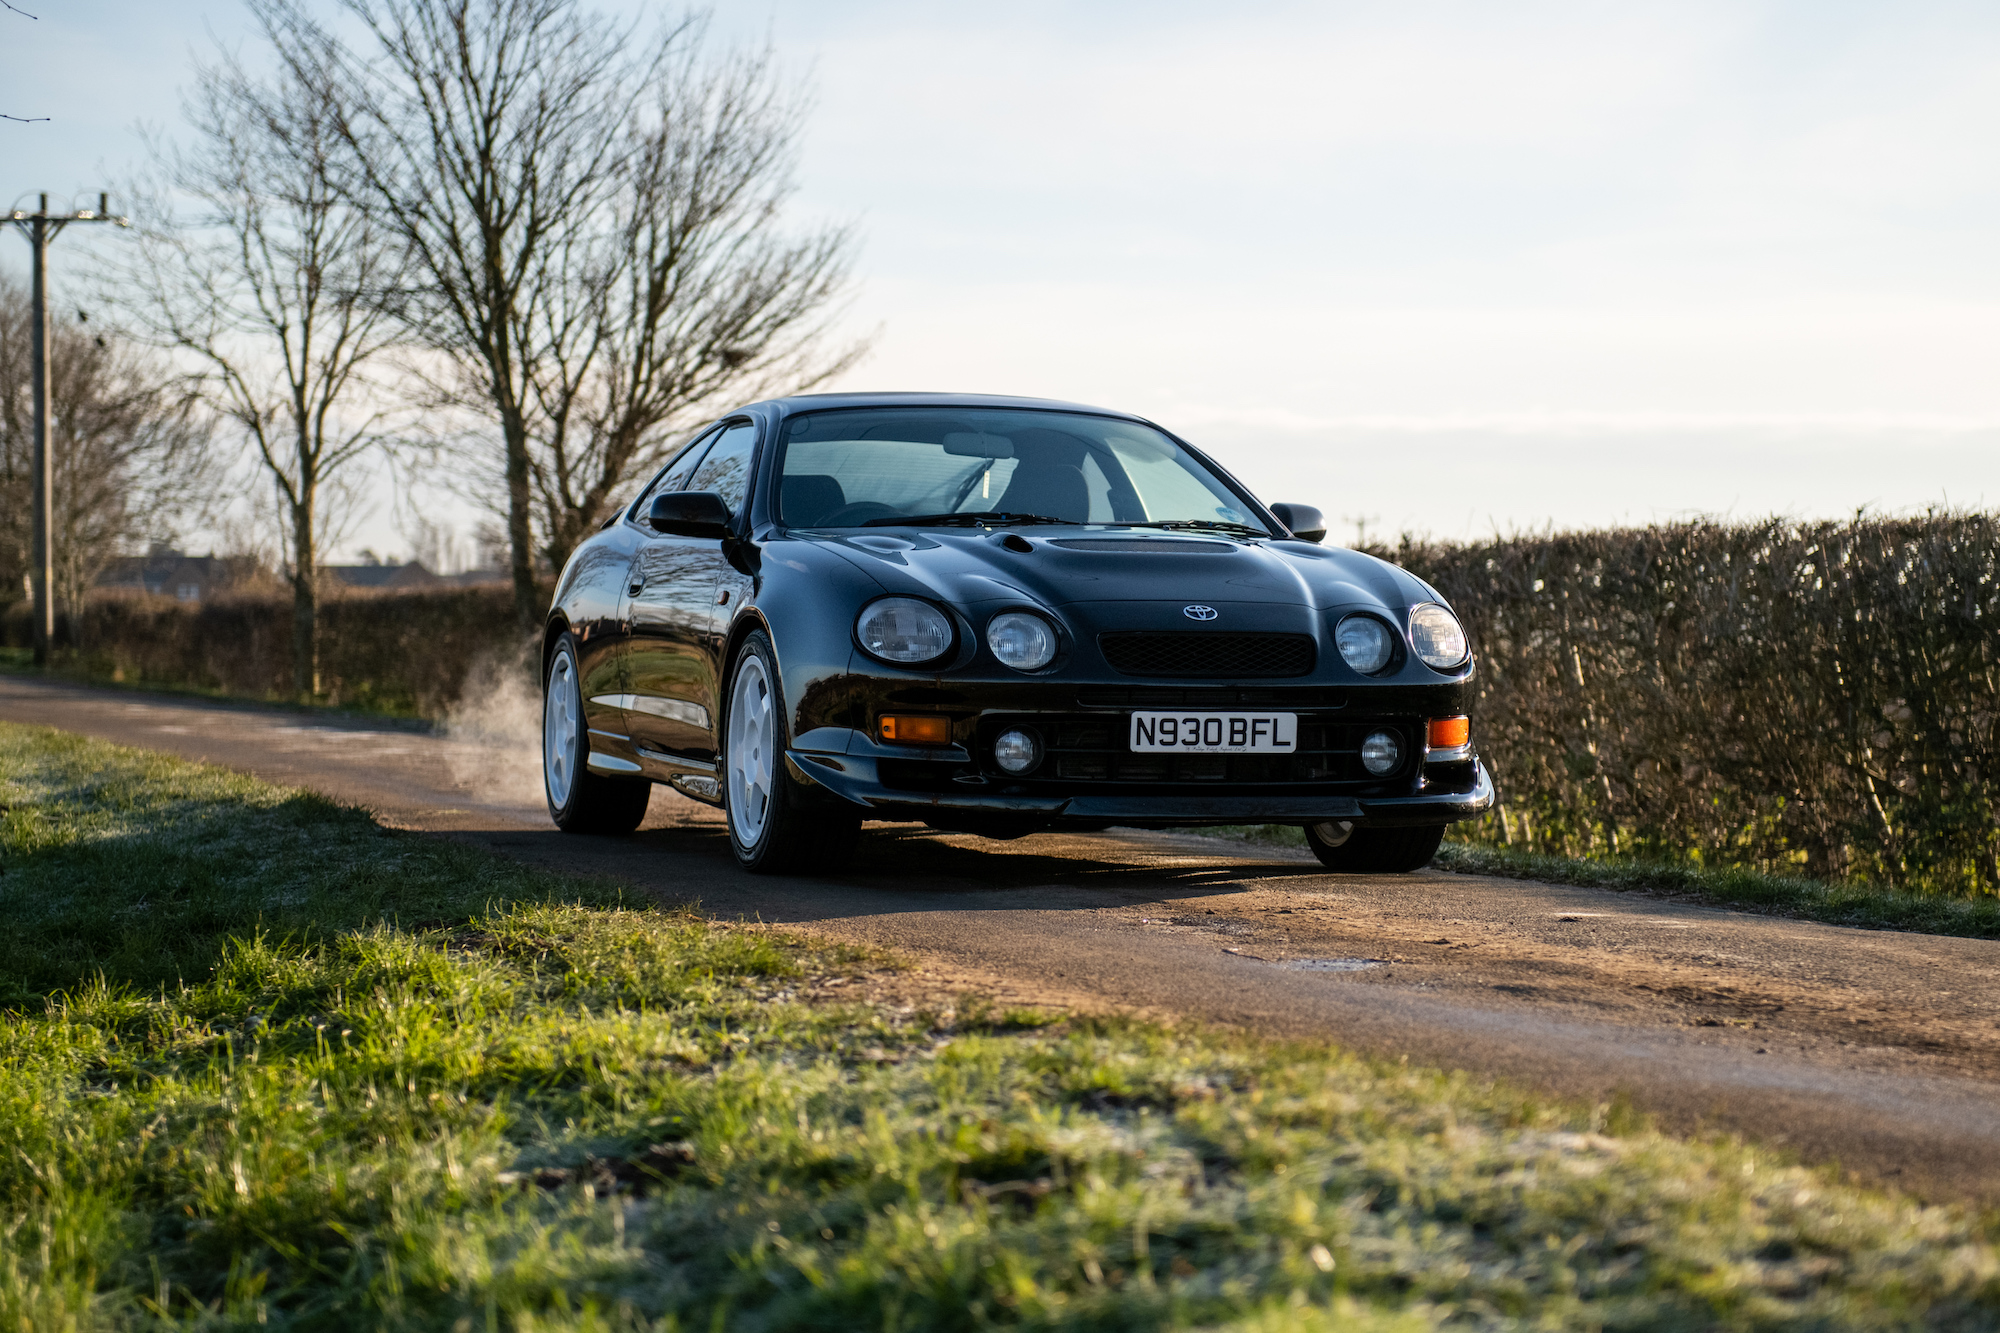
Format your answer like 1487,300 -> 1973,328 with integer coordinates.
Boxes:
630,427 -> 721,522
687,422 -> 758,517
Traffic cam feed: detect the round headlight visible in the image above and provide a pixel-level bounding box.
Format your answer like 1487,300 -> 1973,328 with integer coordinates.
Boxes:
856,597 -> 953,664
1335,615 -> 1395,674
987,611 -> 1057,671
1361,730 -> 1401,776
1409,603 -> 1469,669
994,727 -> 1043,775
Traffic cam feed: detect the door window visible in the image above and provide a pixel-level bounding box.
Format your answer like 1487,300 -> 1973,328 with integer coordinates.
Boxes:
687,422 -> 758,517
629,427 -> 722,522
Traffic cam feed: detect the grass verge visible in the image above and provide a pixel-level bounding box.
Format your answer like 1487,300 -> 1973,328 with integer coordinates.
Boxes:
5,723 -> 2000,1329
1430,842 -> 2000,940
1178,825 -> 2000,941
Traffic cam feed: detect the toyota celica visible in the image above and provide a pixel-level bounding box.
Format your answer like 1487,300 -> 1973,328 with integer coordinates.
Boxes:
540,393 -> 1494,873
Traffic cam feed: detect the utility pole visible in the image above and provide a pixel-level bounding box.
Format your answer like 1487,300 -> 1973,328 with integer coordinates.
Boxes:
7,193 -> 127,665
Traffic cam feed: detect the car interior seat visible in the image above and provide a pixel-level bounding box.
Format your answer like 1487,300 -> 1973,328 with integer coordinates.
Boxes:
992,463 -> 1089,522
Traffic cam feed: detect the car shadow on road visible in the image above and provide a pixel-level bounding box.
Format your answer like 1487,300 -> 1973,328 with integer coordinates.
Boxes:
452,815 -> 1327,922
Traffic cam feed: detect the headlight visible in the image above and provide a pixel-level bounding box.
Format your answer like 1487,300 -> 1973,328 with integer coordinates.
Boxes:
986,611 -> 1057,671
1335,615 -> 1395,674
1409,603 -> 1469,669
856,597 -> 953,664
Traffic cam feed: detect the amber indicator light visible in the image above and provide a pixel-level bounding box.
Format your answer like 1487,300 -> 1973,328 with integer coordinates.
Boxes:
1428,716 -> 1470,749
880,714 -> 952,745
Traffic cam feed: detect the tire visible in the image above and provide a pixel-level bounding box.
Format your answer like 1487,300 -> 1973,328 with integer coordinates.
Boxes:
722,630 -> 861,874
544,632 -> 651,835
1301,821 -> 1445,873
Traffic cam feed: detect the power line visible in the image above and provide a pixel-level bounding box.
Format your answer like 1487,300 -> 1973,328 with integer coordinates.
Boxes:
6,194 -> 130,665
3,1 -> 45,128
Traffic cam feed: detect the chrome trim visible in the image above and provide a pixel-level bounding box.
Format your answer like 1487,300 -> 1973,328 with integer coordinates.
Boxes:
592,693 -> 711,729
630,695 -> 711,728
585,752 -> 643,774
1425,742 -> 1473,764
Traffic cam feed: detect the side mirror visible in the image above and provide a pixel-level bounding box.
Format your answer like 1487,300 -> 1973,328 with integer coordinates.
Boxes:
1268,502 -> 1327,544
649,490 -> 731,538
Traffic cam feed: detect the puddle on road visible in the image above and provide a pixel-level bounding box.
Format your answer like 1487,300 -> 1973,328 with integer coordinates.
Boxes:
1282,958 -> 1386,972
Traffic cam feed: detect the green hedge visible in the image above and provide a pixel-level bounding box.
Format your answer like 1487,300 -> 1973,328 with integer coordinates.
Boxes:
2,585 -> 530,716
1388,512 -> 1999,894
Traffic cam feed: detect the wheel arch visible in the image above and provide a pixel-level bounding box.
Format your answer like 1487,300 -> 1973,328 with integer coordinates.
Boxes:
542,613 -> 573,677
718,607 -> 776,728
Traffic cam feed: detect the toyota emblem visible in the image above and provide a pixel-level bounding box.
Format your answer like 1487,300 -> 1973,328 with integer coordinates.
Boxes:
1183,604 -> 1219,621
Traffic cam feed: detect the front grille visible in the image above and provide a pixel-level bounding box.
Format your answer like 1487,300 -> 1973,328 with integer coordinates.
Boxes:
1049,538 -> 1233,553
1099,632 -> 1315,678
1076,685 -> 1345,709
981,714 -> 1415,785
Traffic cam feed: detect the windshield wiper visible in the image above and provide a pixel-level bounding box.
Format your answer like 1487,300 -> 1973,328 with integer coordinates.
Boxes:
864,511 -> 1075,528
1117,519 -> 1270,537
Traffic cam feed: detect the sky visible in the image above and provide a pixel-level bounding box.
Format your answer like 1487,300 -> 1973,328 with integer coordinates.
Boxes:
5,0 -> 2000,559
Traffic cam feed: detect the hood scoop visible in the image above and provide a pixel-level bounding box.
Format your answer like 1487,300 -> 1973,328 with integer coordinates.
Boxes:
1049,537 -> 1235,553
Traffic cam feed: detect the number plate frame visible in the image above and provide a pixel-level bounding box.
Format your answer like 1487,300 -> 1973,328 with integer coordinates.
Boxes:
1128,711 -> 1298,754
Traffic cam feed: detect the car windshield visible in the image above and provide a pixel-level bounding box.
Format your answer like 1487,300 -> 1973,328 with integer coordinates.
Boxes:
775,407 -> 1269,533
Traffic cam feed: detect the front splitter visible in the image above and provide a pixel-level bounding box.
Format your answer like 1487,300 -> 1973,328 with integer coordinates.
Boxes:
785,752 -> 1495,828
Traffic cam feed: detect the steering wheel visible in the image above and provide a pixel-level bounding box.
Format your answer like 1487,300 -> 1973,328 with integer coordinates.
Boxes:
818,501 -> 905,526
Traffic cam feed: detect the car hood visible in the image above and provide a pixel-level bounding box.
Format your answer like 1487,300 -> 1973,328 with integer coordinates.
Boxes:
795,528 -> 1443,621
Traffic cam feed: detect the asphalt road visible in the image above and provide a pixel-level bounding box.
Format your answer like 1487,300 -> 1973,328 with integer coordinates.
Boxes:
7,672 -> 2000,1202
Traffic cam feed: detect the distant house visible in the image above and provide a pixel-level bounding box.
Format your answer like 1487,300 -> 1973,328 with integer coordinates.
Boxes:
323,559 -> 445,591
95,547 -> 236,603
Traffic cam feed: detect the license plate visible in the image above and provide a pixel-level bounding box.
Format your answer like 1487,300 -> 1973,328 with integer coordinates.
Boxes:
1129,712 -> 1297,753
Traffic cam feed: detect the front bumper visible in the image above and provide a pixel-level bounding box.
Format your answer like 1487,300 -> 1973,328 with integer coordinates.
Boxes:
785,749 -> 1496,829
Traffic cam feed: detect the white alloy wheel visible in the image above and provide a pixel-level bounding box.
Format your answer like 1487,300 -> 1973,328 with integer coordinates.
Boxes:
544,645 -> 580,808
728,651 -> 777,845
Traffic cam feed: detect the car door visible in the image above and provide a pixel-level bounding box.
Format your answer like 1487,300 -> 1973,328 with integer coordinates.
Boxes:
563,534 -> 646,743
624,420 -> 759,761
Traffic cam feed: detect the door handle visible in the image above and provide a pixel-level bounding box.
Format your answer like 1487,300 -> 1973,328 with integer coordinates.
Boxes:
627,578 -> 645,596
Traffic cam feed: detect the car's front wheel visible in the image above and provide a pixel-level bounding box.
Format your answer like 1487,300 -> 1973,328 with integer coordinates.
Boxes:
1301,821 -> 1445,873
544,632 -> 651,835
723,630 -> 861,874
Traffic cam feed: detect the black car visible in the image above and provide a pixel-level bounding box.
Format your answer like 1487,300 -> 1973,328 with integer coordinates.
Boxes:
541,393 -> 1494,873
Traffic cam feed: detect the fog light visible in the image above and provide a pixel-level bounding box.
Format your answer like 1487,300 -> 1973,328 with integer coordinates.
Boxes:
993,728 -> 1043,775
880,714 -> 951,745
1360,730 -> 1401,775
1427,716 -> 1469,749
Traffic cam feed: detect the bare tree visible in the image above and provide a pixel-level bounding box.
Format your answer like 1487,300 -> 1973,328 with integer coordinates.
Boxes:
120,45 -> 405,698
524,30 -> 865,572
0,279 -> 214,625
255,0 -> 664,634
257,0 -> 867,628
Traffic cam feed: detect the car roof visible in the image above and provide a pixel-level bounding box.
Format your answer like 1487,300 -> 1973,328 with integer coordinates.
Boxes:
749,391 -> 1157,424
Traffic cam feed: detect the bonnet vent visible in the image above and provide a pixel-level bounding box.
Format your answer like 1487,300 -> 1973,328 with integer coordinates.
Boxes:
1049,538 -> 1234,553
